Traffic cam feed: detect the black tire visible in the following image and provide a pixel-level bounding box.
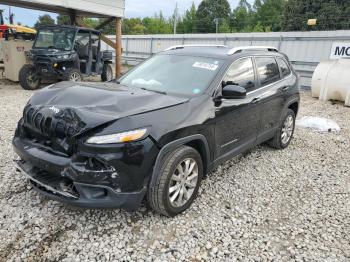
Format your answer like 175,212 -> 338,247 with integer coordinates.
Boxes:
148,146 -> 203,217
101,63 -> 113,82
19,64 -> 41,90
62,68 -> 82,82
268,109 -> 296,149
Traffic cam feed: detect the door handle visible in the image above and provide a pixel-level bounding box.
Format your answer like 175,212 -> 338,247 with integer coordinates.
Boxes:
281,86 -> 290,92
250,98 -> 260,104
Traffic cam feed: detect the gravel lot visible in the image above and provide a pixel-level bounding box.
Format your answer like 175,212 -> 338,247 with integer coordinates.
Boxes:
0,82 -> 349,261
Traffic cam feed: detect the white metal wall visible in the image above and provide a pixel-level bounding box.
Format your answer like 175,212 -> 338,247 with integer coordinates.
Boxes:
102,31 -> 350,88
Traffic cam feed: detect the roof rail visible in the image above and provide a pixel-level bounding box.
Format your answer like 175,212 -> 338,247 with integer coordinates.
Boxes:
227,46 -> 278,55
164,44 -> 228,51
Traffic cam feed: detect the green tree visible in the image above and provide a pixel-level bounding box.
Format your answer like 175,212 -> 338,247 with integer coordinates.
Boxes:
34,14 -> 55,29
142,12 -> 172,34
181,2 -> 197,33
230,1 -> 254,32
98,18 -> 115,35
122,18 -> 146,35
311,1 -> 342,30
282,0 -> 348,31
238,0 -> 253,11
253,0 -> 263,11
230,0 -> 283,32
219,20 -> 231,33
255,0 -> 286,31
57,14 -> 71,25
196,0 -> 231,33
81,18 -> 99,29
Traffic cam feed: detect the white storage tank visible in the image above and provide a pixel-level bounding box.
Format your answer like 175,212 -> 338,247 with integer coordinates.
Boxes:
311,59 -> 350,106
3,40 -> 33,82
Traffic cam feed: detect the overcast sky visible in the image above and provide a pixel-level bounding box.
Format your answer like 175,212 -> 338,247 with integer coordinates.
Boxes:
0,1 -> 243,26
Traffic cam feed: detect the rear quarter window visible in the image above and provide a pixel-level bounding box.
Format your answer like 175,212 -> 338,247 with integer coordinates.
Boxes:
255,57 -> 280,86
276,58 -> 292,78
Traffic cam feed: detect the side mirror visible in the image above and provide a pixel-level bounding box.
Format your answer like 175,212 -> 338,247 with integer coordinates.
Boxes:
222,85 -> 247,99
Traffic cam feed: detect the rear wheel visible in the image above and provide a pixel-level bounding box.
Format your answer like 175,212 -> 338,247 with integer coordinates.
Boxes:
62,68 -> 82,82
19,64 -> 41,90
148,146 -> 203,217
101,64 -> 113,82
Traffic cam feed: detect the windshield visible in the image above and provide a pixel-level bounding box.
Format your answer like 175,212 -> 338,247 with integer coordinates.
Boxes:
120,54 -> 224,96
34,28 -> 75,51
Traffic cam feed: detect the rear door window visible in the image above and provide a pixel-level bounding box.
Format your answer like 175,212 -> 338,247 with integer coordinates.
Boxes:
255,57 -> 281,86
223,58 -> 256,92
276,58 -> 291,78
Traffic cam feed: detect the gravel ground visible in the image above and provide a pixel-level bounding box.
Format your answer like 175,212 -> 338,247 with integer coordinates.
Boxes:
0,82 -> 349,261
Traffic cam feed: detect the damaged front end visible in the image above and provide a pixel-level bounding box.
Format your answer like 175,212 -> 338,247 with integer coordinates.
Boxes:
13,104 -> 158,210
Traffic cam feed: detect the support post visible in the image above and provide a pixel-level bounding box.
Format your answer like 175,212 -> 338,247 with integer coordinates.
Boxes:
150,37 -> 154,55
278,35 -> 283,51
115,17 -> 122,78
69,9 -> 77,25
125,37 -> 129,56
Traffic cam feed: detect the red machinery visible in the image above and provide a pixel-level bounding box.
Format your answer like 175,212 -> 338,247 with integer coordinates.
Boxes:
0,10 -> 36,40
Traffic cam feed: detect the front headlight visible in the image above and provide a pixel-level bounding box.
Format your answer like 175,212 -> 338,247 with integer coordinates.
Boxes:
86,128 -> 148,145
57,54 -> 70,59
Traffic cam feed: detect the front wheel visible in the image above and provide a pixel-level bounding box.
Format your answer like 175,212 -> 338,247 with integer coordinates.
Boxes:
148,146 -> 203,217
268,109 -> 296,149
101,63 -> 113,82
19,64 -> 41,90
62,68 -> 82,82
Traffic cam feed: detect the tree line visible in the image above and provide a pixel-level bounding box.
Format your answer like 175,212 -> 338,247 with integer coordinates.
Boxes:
34,0 -> 350,34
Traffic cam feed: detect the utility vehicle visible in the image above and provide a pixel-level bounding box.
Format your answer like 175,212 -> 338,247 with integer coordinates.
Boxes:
19,25 -> 113,90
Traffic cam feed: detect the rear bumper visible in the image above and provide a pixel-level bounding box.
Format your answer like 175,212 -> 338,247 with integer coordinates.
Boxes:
15,159 -> 146,210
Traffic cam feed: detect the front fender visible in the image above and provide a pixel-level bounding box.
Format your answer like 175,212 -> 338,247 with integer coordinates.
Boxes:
148,134 -> 210,189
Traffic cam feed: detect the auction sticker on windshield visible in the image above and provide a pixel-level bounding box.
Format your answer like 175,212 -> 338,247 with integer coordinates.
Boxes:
192,62 -> 219,71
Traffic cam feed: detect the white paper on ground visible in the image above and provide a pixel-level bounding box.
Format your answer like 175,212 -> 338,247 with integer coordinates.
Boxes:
296,116 -> 340,132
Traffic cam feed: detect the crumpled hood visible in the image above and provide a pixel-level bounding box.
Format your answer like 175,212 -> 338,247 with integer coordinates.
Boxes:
25,81 -> 188,136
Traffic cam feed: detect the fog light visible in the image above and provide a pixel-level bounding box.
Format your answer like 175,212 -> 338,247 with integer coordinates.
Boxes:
53,63 -> 58,68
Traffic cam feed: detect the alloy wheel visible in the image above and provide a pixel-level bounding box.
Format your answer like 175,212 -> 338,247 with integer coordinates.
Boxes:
26,70 -> 39,88
281,115 -> 294,144
107,66 -> 113,81
168,158 -> 199,208
70,72 -> 81,82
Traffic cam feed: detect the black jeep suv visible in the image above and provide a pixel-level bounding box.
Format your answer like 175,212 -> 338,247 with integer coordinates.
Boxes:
13,45 -> 300,217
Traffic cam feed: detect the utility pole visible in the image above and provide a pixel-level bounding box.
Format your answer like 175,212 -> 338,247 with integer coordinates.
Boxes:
214,18 -> 219,41
9,6 -> 12,24
174,2 -> 178,35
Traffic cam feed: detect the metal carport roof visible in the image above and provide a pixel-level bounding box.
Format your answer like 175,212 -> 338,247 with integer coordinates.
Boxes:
0,0 -> 125,17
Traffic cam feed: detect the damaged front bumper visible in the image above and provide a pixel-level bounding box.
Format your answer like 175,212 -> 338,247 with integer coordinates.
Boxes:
12,136 -> 159,210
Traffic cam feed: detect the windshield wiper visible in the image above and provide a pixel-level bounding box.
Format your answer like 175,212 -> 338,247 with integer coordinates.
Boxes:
140,87 -> 167,95
47,46 -> 60,50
